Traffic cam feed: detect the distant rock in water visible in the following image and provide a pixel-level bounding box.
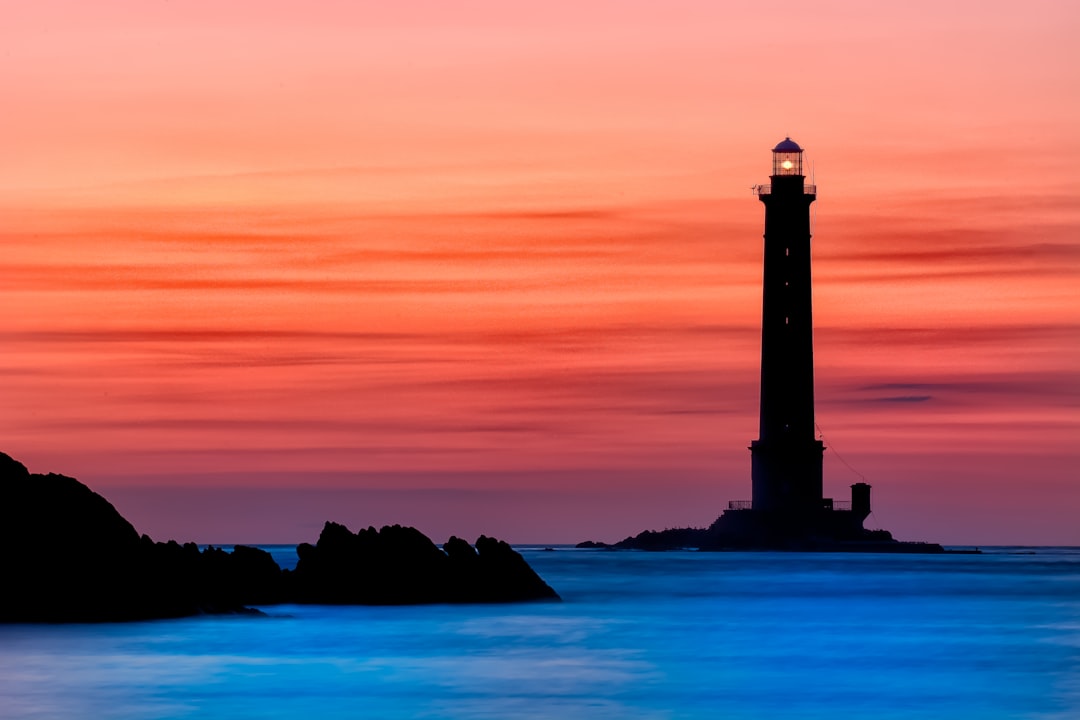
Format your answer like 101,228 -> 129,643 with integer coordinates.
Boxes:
287,522 -> 559,604
579,514 -> 946,553
0,452 -> 558,623
574,540 -> 612,549
608,527 -> 710,551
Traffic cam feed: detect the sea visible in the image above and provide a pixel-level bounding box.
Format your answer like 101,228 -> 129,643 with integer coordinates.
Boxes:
1,547 -> 1078,719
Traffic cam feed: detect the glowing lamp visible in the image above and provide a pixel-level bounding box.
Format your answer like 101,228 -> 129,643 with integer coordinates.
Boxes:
771,137 -> 803,177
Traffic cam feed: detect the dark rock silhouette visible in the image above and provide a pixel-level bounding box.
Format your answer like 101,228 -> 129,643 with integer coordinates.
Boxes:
287,522 -> 558,604
574,540 -> 613,550
1,451 -> 288,621
578,516 -> 946,553
0,451 -> 273,621
0,452 -> 558,623
576,527 -> 707,551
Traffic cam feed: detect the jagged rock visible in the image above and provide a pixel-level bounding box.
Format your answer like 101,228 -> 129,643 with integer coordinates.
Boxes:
0,452 -> 281,621
464,535 -> 560,602
287,522 -> 559,604
0,452 -> 558,622
2,452 -> 144,621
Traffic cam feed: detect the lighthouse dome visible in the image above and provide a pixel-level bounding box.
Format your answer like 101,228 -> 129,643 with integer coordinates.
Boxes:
773,137 -> 802,152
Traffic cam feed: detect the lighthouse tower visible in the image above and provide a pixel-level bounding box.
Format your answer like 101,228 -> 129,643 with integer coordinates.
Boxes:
750,138 -> 824,515
602,137 -> 945,550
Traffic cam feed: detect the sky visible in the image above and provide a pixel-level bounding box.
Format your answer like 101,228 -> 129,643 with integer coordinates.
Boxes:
2,0 -> 1078,545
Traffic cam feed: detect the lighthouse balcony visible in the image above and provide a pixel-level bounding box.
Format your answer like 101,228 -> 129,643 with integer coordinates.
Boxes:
754,184 -> 816,196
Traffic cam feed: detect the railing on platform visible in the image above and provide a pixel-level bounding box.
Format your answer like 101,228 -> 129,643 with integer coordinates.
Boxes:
726,499 -> 852,511
753,184 -> 816,196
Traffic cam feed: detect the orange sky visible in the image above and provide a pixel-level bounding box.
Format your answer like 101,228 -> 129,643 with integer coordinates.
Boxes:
3,1 -> 1078,544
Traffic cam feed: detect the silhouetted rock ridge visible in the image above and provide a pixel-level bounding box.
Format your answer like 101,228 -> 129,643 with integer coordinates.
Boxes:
0,452 -> 558,622
288,522 -> 558,604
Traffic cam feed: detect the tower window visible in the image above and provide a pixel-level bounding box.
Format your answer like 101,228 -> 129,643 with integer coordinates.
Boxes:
785,248 -> 789,256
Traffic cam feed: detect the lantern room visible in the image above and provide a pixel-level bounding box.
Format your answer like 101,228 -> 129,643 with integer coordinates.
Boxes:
771,137 -> 803,177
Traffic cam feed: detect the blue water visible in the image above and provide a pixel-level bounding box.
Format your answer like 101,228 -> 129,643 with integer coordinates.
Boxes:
1,548 -> 1078,719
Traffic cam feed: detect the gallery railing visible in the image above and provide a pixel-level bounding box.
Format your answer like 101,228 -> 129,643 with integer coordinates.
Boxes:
753,184 -> 816,196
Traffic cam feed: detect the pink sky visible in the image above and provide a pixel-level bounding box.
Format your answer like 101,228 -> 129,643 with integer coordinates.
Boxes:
3,1 -> 1078,544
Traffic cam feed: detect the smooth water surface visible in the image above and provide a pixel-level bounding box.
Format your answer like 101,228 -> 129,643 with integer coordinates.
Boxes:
1,548 -> 1078,719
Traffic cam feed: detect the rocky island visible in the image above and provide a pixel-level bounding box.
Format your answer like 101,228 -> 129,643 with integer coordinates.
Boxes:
578,516 -> 945,553
0,452 -> 558,623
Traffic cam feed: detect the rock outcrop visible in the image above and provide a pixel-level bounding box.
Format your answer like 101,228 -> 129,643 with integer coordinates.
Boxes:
1,452 -> 284,621
0,452 -> 558,623
578,516 -> 946,553
287,522 -> 558,604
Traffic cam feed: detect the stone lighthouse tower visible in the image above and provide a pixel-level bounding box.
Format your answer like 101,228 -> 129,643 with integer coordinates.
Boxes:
596,137 -> 945,550
750,138 -> 825,516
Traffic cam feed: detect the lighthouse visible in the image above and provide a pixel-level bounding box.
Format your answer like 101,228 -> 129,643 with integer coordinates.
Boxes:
581,137 -> 948,550
692,136 -> 950,550
750,137 -> 825,515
